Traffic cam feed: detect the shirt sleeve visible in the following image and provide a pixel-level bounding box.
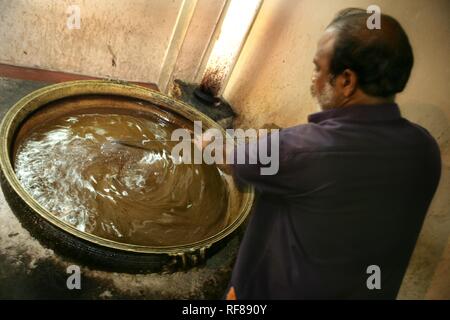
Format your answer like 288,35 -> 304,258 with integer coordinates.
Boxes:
229,130 -> 295,195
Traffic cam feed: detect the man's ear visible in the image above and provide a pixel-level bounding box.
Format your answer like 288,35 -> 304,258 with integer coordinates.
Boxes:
340,69 -> 358,97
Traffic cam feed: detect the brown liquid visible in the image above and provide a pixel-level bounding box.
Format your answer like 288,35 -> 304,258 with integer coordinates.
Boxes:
14,113 -> 229,246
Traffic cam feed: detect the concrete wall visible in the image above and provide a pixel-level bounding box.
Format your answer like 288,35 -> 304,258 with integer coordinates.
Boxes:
224,0 -> 450,299
0,0 -> 181,84
0,0 -> 226,90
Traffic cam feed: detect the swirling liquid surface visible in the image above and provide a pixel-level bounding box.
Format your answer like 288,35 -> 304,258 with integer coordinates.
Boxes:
14,113 -> 229,246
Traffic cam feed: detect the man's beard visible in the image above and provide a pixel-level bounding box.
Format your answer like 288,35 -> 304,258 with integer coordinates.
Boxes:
314,81 -> 335,111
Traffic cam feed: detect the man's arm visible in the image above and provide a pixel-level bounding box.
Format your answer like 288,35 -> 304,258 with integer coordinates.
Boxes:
197,129 -> 294,195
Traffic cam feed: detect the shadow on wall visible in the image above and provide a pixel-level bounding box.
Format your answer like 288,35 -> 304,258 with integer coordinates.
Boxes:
400,103 -> 449,164
397,102 -> 450,299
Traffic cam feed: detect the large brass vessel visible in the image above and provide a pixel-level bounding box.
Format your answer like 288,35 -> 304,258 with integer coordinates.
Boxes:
0,80 -> 254,272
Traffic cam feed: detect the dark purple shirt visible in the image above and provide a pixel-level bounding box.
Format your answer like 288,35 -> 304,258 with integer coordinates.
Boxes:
230,103 -> 441,299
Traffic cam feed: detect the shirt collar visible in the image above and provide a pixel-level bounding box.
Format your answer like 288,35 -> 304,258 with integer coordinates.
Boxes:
308,103 -> 401,124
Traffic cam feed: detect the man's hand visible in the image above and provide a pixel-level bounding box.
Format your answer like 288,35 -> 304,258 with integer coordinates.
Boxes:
193,130 -> 232,174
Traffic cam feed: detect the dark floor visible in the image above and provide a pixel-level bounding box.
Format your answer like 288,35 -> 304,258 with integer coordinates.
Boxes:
0,76 -> 240,299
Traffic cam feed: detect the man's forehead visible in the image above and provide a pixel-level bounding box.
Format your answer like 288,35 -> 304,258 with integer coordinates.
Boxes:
316,29 -> 336,58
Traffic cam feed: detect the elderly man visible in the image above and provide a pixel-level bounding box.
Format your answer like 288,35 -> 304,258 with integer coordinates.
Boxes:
202,8 -> 441,299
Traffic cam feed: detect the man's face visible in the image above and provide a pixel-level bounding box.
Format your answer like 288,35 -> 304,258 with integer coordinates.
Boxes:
311,30 -> 338,110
